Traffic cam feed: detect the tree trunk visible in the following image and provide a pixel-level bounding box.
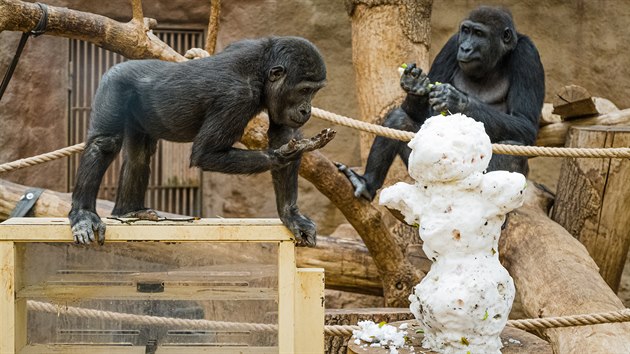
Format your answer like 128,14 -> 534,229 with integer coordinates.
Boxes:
551,126 -> 630,291
345,0 -> 433,307
500,183 -> 630,354
347,0 -> 432,162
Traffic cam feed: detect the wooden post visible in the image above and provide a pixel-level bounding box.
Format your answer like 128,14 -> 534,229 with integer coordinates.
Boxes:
551,126 -> 630,291
278,240 -> 296,353
295,268 -> 325,354
0,241 -> 26,354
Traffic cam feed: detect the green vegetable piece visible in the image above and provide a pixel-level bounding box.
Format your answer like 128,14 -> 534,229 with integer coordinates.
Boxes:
440,111 -> 447,116
415,329 -> 424,334
378,321 -> 387,328
461,337 -> 470,346
413,223 -> 419,228
483,310 -> 489,321
400,63 -> 408,69
491,248 -> 496,256
467,351 -> 471,354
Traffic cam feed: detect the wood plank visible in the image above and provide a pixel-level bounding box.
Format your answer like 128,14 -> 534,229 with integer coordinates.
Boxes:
0,218 -> 294,242
277,241 -> 295,353
0,242 -> 17,354
294,269 -> 325,354
19,344 -> 278,353
18,284 -> 276,301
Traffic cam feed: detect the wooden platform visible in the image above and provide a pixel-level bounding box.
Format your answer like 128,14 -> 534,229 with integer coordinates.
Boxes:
347,320 -> 552,354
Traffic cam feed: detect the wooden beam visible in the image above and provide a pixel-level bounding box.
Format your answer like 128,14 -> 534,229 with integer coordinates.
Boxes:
0,217 -> 294,242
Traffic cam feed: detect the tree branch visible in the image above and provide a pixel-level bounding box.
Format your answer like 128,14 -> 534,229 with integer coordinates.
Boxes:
0,0 -> 185,62
205,0 -> 221,54
242,114 -> 424,306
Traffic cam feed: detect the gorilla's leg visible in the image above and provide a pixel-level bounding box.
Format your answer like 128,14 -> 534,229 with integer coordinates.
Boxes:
338,108 -> 420,201
111,129 -> 158,219
69,133 -> 123,244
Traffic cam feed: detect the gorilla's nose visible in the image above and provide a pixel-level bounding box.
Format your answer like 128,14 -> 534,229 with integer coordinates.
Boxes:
300,108 -> 311,118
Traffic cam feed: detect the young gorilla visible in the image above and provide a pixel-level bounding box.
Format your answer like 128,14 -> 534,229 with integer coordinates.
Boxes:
339,6 -> 545,200
69,36 -> 334,247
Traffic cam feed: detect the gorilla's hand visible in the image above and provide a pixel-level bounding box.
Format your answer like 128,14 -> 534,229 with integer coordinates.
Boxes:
69,209 -> 106,245
335,162 -> 374,201
428,83 -> 469,113
400,63 -> 431,96
272,128 -> 336,165
281,209 -> 317,247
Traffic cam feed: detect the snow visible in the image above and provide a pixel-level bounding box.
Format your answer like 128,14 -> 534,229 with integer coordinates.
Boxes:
352,320 -> 410,353
379,113 -> 526,354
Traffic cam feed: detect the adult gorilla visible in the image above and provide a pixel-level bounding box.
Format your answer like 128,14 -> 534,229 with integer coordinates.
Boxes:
339,6 -> 545,201
69,36 -> 334,246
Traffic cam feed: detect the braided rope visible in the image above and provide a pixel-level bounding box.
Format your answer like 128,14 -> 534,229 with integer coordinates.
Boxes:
26,300 -> 630,337
27,300 -> 278,332
311,107 -> 630,158
1,108 -> 629,174
0,143 -> 85,173
506,308 -> 630,332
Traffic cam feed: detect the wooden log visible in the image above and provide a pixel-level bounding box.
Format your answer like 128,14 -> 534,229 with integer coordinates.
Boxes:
325,308 -> 414,354
500,183 -> 630,353
0,178 -> 384,295
536,108 -> 630,146
551,126 -> 630,291
552,85 -> 598,119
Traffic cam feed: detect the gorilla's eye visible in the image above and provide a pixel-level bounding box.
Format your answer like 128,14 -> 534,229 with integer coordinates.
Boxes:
461,26 -> 470,34
474,29 -> 484,37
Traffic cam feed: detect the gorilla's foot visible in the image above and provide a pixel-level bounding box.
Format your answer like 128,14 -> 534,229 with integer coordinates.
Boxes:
69,209 -> 106,245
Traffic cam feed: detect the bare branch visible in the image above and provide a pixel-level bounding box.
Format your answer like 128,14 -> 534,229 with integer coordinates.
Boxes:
0,0 -> 185,62
131,0 -> 143,22
205,0 -> 221,54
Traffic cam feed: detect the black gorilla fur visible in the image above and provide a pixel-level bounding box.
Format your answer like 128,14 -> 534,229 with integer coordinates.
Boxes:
340,6 -> 545,201
69,36 -> 334,247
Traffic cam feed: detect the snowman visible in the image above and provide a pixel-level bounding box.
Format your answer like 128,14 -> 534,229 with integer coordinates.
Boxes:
380,113 -> 526,354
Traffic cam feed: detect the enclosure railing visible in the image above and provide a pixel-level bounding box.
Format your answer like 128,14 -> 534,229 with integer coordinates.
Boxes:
0,217 -> 325,354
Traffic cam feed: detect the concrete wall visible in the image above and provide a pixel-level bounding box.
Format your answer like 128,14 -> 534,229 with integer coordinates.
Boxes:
2,0 -> 630,234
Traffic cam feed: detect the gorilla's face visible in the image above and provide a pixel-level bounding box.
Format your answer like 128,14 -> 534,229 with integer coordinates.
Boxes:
264,38 -> 327,128
457,19 -> 516,79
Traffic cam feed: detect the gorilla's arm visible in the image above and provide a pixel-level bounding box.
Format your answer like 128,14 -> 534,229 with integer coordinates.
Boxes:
268,123 -> 317,246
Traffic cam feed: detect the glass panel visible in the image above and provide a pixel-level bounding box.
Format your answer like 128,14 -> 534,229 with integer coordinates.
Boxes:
18,242 -> 279,349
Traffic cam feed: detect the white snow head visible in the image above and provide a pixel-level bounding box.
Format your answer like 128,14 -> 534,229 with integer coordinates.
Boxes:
407,113 -> 492,182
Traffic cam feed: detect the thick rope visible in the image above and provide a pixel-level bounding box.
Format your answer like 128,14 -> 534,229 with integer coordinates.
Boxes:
2,107 -> 630,174
27,300 -> 278,332
311,107 -> 630,158
0,143 -> 85,173
26,300 -> 630,337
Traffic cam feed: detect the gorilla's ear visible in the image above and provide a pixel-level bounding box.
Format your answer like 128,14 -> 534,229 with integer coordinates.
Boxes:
268,65 -> 286,82
502,28 -> 517,50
